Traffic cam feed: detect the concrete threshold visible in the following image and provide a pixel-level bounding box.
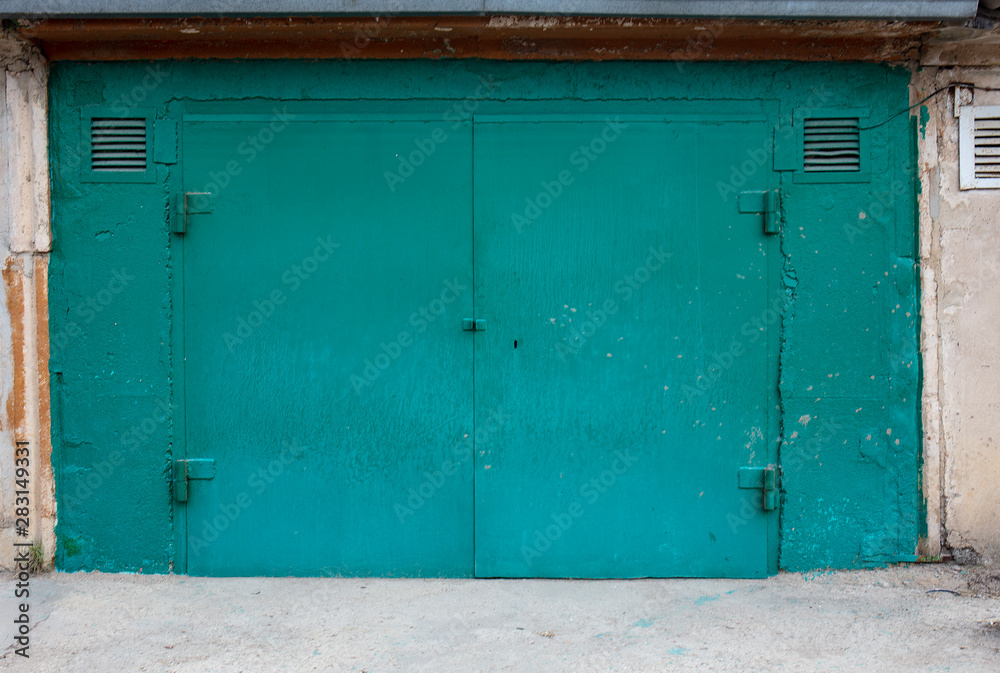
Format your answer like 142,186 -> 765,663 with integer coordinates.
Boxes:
2,564 -> 999,672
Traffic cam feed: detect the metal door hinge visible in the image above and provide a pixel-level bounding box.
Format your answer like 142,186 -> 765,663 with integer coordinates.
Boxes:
738,465 -> 778,511
174,458 -> 216,502
172,192 -> 213,234
738,189 -> 781,235
462,319 -> 487,332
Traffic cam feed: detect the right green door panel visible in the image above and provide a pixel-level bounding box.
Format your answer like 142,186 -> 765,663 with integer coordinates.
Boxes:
472,118 -> 776,577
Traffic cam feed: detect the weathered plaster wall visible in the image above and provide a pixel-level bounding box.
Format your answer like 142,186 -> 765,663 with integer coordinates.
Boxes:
916,39 -> 1000,565
0,30 -> 54,571
47,60 -> 921,573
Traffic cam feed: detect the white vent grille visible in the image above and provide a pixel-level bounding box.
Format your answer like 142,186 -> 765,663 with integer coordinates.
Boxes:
90,118 -> 148,172
803,118 -> 861,172
973,117 -> 1000,179
960,105 -> 1000,189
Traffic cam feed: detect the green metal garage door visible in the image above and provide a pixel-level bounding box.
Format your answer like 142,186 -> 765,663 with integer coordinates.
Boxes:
176,110 -> 778,578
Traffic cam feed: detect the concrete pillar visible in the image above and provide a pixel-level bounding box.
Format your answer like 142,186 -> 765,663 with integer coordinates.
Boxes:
919,27 -> 1000,565
0,30 -> 54,571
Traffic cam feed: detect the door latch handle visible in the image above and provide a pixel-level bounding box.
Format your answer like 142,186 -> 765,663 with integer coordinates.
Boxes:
462,319 -> 487,332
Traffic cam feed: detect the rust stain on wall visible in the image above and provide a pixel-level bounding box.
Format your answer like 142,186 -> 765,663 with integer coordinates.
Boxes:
2,254 -> 54,525
2,257 -> 27,442
33,255 -> 54,521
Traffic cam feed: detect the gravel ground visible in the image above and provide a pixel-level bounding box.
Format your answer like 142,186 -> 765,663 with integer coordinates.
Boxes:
2,564 -> 999,672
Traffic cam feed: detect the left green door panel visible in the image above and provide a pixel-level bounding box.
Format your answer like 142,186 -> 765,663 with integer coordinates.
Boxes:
179,118 -> 475,576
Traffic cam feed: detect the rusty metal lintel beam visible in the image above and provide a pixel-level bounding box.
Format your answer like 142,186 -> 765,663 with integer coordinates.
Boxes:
16,17 -> 939,62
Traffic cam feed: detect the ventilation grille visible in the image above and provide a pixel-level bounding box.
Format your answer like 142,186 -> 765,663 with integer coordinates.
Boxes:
803,118 -> 860,172
90,118 -> 148,172
959,105 -> 1000,189
973,116 -> 1000,180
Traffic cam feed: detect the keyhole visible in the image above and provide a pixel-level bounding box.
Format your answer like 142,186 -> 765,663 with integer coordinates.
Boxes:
514,340 -> 518,349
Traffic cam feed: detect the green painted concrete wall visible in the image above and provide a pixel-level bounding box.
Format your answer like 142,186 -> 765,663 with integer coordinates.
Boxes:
48,60 -> 920,573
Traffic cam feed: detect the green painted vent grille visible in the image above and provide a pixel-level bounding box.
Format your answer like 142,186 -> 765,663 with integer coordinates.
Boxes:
90,118 -> 148,172
803,118 -> 860,172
